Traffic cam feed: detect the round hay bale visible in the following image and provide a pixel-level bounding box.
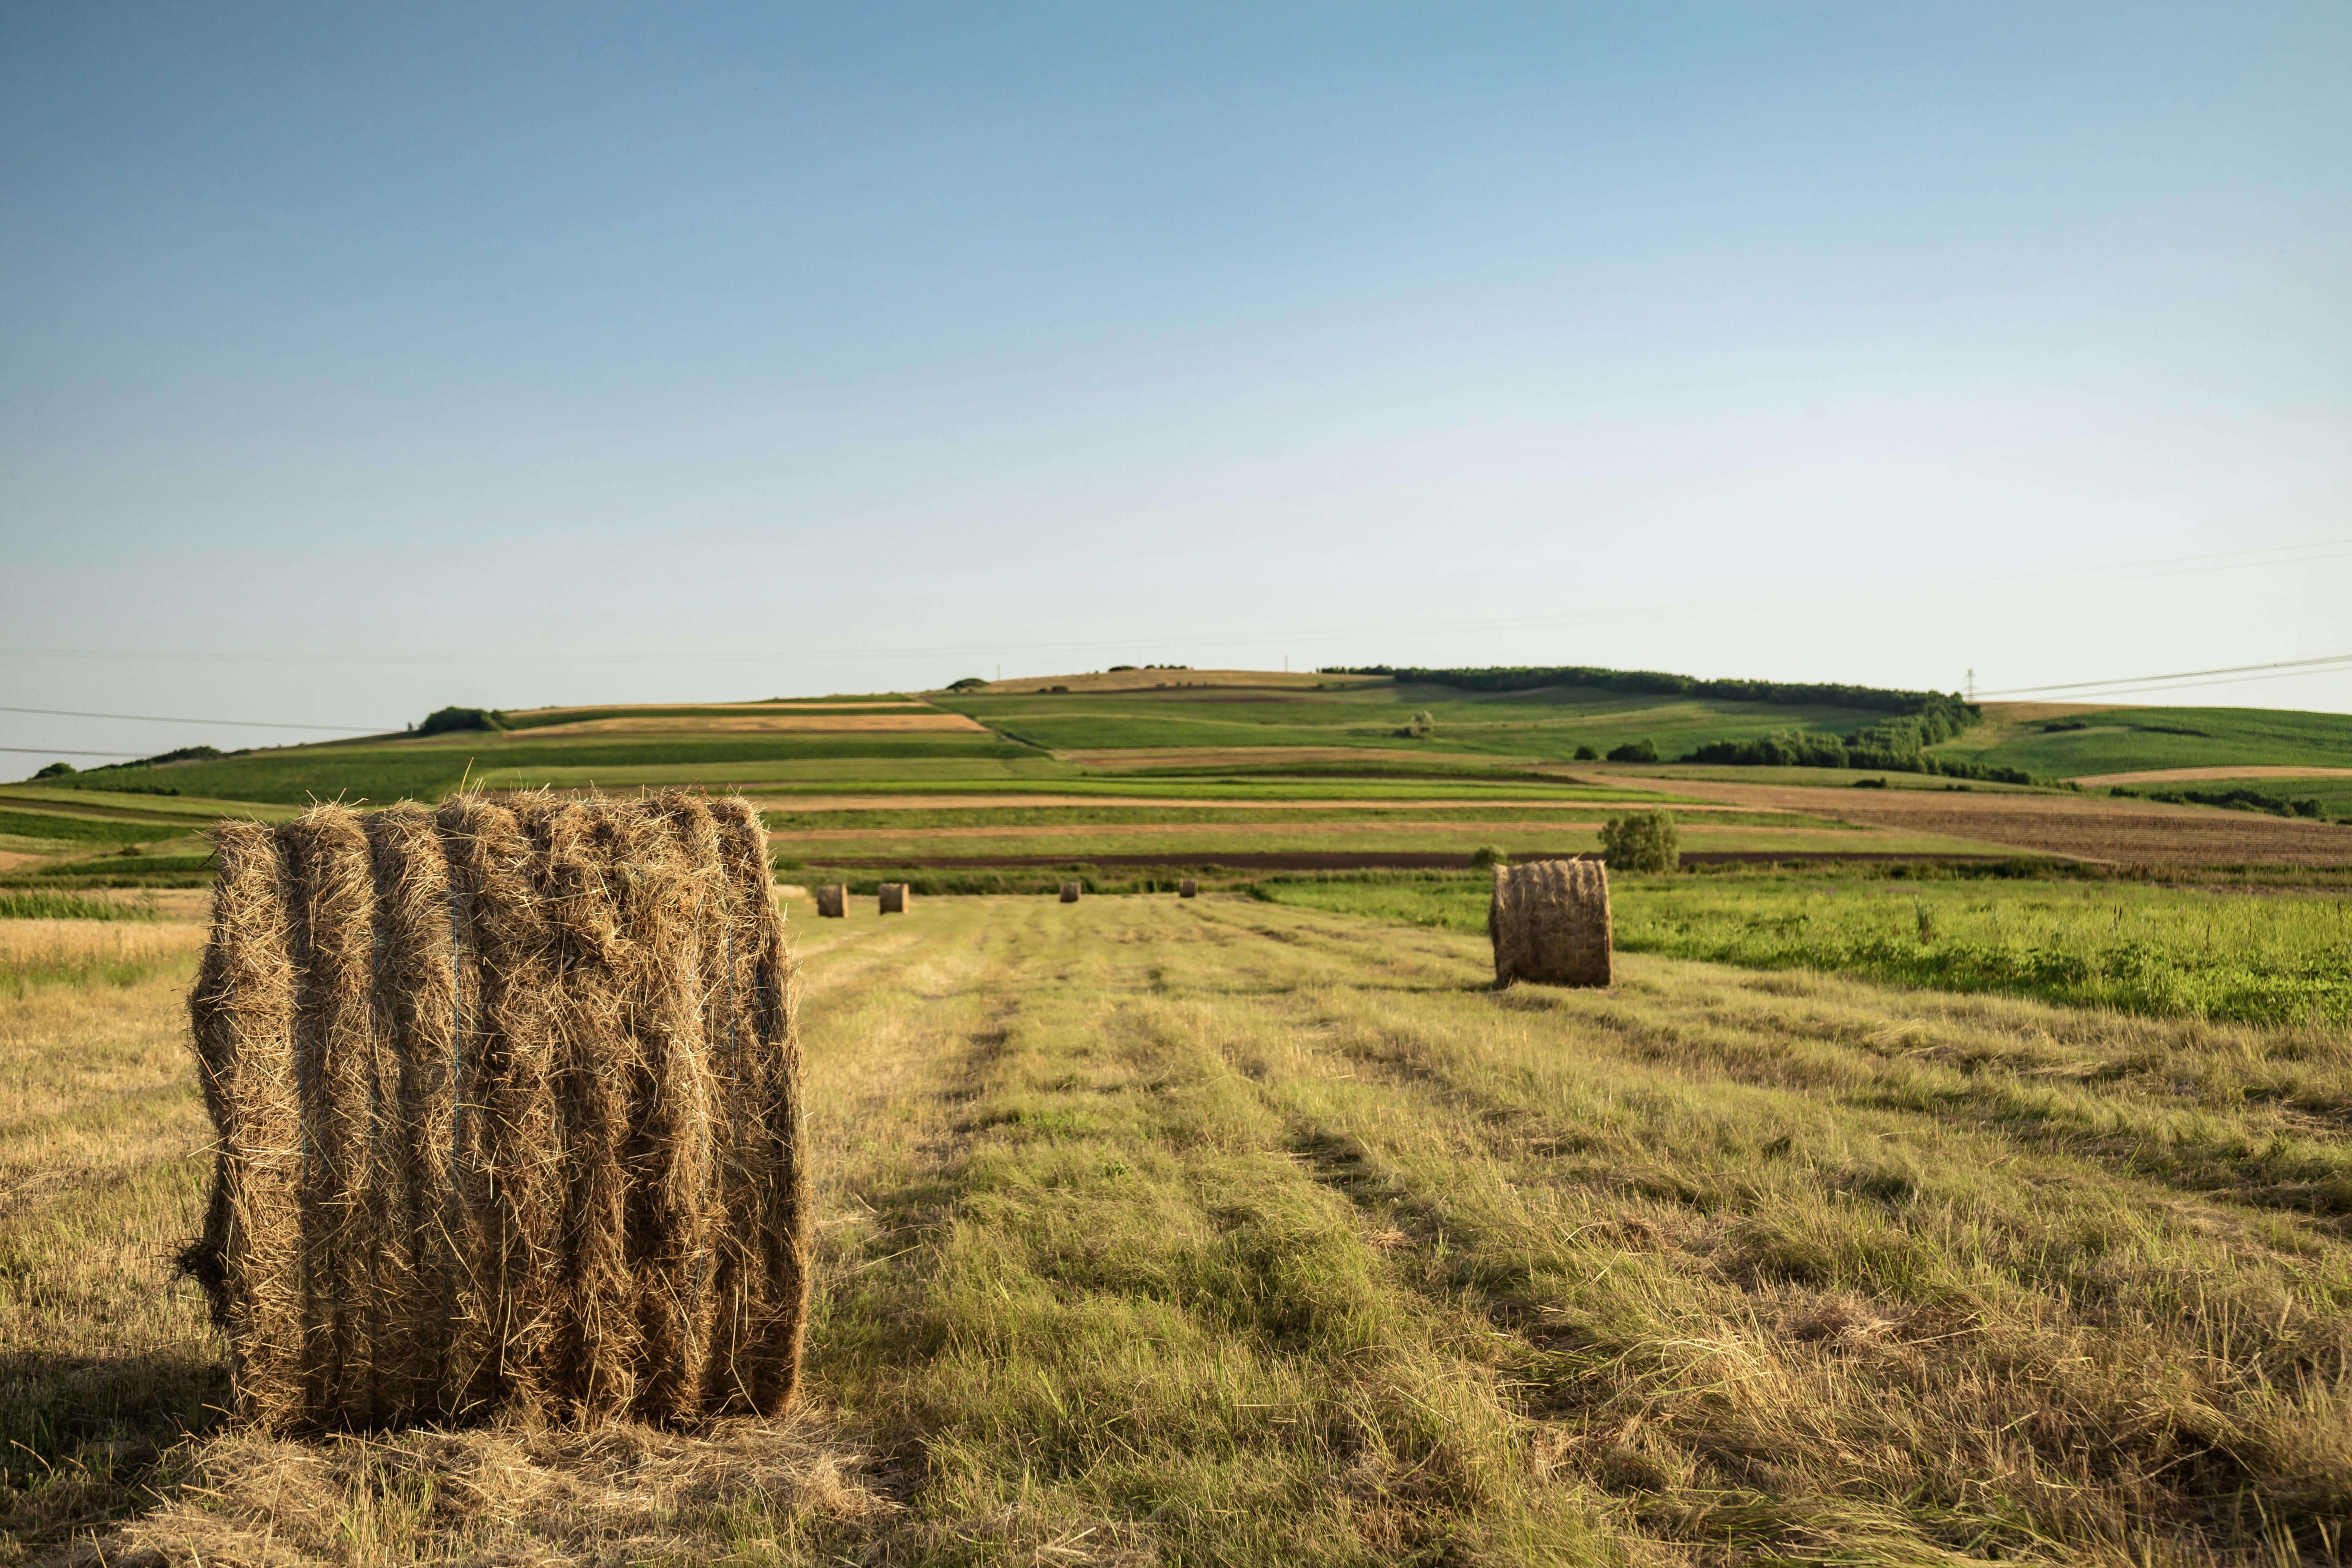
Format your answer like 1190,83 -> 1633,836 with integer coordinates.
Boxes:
1178,878 -> 1198,898
1488,858 -> 1611,989
878,882 -> 910,914
1059,882 -> 1082,903
813,884 -> 848,918
182,792 -> 809,1433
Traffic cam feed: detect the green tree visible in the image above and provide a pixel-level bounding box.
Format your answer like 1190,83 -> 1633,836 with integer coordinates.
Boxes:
1599,809 -> 1679,873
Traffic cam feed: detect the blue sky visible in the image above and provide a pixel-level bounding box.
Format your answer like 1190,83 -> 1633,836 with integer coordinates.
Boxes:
3,2 -> 2347,759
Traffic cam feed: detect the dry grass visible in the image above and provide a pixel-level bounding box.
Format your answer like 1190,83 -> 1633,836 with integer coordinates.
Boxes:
517,713 -> 985,736
12,895 -> 2352,1564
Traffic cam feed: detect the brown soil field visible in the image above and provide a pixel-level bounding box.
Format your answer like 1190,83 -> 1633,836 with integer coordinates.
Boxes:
1647,779 -> 2352,866
515,712 -> 988,736
1975,701 -> 2132,722
746,794 -> 1762,813
2069,766 -> 2352,786
770,819 -> 1862,845
807,849 -> 2025,871
969,669 -> 1389,694
516,701 -> 931,716
1061,746 -> 1512,768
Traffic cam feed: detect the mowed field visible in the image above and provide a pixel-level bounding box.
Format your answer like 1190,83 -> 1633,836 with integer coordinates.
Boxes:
11,893 -> 2352,1565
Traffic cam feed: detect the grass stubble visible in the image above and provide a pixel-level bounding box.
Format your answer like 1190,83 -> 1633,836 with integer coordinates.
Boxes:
5,895 -> 2349,1564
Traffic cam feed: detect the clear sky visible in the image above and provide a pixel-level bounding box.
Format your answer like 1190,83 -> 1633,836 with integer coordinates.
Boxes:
4,2 -> 2347,763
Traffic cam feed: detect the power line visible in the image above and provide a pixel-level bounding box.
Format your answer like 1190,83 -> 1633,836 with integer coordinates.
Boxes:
1976,653 -> 2352,698
0,705 -> 384,731
0,745 -> 145,757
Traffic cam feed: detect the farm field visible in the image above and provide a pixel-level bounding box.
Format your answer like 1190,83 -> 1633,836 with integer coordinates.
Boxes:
13,893 -> 2351,1565
1937,703 -> 2352,780
1631,774 -> 2352,866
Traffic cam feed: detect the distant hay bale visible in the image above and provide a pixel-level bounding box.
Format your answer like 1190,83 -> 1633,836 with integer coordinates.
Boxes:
1178,878 -> 1197,898
814,885 -> 847,919
1487,858 -> 1611,989
1059,882 -> 1082,903
877,883 -> 909,914
181,792 -> 810,1434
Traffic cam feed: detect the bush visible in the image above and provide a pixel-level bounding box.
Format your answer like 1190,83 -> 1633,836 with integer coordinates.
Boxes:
1600,810 -> 1679,873
416,706 -> 507,737
1393,709 -> 1437,740
1572,744 -> 1600,760
31,762 -> 74,779
1468,845 -> 1508,868
1853,777 -> 1887,789
1606,739 -> 1659,764
947,677 -> 989,691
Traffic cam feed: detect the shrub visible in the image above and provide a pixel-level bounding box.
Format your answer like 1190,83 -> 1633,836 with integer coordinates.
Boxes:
1600,810 -> 1679,872
31,761 -> 74,779
1853,777 -> 1887,789
947,677 -> 989,691
1394,710 -> 1437,740
416,706 -> 507,737
1606,739 -> 1659,764
1572,744 -> 1600,761
1469,845 -> 1508,868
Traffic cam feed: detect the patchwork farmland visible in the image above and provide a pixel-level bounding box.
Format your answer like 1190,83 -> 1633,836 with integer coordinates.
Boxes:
6,666 -> 2352,1564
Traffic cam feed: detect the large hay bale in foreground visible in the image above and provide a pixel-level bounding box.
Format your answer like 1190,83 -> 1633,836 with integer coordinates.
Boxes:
181,792 -> 810,1434
877,883 -> 909,915
1059,882 -> 1082,903
1178,878 -> 1197,898
813,885 -> 847,918
1488,858 -> 1611,988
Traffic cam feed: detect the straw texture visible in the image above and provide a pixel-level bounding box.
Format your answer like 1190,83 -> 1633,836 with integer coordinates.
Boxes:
813,886 -> 846,919
1487,858 -> 1612,989
182,792 -> 807,1434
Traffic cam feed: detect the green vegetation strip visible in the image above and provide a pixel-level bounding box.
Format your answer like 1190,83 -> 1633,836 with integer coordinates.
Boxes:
1255,871 -> 2352,1027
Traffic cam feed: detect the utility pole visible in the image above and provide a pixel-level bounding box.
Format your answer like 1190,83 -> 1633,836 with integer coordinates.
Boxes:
1965,668 -> 1976,701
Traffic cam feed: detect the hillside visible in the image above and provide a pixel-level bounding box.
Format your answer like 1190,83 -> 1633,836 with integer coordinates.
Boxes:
10,670 -> 2352,884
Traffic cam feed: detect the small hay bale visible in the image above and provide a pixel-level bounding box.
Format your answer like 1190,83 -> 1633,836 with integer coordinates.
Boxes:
1488,858 -> 1611,989
877,882 -> 909,915
181,792 -> 810,1434
1178,878 -> 1197,898
1059,882 -> 1082,903
813,884 -> 847,918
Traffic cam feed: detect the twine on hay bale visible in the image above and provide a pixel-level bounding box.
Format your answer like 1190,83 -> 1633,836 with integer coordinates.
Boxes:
1488,858 -> 1612,989
1178,878 -> 1197,898
813,885 -> 847,919
877,883 -> 909,915
1059,882 -> 1082,903
181,791 -> 810,1434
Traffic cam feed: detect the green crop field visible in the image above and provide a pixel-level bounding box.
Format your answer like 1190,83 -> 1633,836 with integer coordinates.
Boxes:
936,680 -> 1903,758
1940,704 -> 2352,779
15,893 -> 2351,1564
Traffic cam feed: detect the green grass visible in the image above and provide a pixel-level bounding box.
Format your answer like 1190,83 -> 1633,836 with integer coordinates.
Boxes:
0,810 -> 186,846
0,891 -> 158,920
1256,871 -> 2352,1027
1941,704 -> 2352,777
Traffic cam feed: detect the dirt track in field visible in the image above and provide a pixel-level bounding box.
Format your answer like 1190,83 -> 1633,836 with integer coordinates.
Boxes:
2068,766 -> 2352,787
1644,778 -> 2352,865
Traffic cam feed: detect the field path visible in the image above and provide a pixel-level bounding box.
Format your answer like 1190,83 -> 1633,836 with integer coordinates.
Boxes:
2068,765 -> 2352,787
